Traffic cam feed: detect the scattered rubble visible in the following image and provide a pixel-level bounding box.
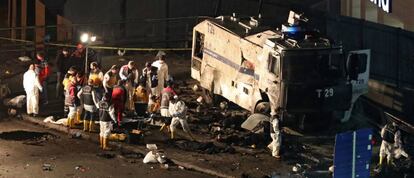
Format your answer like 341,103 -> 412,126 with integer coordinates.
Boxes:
172,140 -> 235,154
3,95 -> 25,108
96,153 -> 116,159
42,163 -> 53,171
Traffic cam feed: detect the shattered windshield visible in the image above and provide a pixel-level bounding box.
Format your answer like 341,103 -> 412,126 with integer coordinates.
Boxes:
284,53 -> 344,82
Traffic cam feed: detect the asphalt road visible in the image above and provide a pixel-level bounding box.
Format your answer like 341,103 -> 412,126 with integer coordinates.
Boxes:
0,118 -> 212,178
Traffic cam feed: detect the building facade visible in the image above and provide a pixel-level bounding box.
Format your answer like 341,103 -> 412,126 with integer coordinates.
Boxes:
341,0 -> 414,32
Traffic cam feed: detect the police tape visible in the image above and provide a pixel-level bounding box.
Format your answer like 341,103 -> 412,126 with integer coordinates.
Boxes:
0,36 -> 191,51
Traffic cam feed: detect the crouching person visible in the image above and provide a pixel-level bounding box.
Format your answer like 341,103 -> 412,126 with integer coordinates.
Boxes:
78,79 -> 99,132
169,95 -> 194,140
98,95 -> 114,150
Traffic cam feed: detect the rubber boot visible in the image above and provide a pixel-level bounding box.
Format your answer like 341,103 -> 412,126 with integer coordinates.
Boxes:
159,123 -> 166,132
67,117 -> 73,128
99,136 -> 103,148
89,120 -> 95,132
102,137 -> 112,151
75,111 -> 82,124
83,121 -> 89,132
379,156 -> 384,166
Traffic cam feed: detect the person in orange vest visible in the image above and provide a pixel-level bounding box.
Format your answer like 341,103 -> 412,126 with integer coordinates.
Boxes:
112,80 -> 127,128
103,65 -> 119,96
88,62 -> 104,88
133,82 -> 148,116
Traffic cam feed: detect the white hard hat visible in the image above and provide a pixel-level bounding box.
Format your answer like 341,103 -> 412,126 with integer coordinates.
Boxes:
156,51 -> 166,58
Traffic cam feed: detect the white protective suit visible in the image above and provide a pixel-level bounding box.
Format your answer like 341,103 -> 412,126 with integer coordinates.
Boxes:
23,69 -> 43,115
152,60 -> 168,97
267,84 -> 281,158
269,117 -> 281,158
380,124 -> 403,163
169,100 -> 191,134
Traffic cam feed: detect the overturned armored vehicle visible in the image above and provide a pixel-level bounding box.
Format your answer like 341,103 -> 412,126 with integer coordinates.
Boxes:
191,11 -> 370,125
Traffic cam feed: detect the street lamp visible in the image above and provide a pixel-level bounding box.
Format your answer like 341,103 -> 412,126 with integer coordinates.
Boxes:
80,33 -> 96,75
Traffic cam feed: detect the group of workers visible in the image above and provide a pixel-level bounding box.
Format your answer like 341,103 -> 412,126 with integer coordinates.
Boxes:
21,47 -> 409,165
23,48 -> 193,150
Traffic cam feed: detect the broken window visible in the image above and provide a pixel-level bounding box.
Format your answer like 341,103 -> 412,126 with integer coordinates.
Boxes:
268,54 -> 279,75
194,31 -> 205,59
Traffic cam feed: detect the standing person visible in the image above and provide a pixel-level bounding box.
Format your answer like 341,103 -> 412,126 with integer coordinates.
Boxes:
269,116 -> 281,159
152,51 -> 169,97
133,82 -> 148,116
98,94 -> 114,150
88,62 -> 104,88
160,80 -> 176,117
74,71 -> 87,124
169,95 -> 194,140
142,62 -> 158,111
159,81 -> 176,132
70,44 -> 86,71
103,65 -> 118,96
142,62 -> 158,96
112,80 -> 127,128
64,78 -> 79,128
119,61 -> 139,112
379,122 -> 402,167
35,51 -> 50,105
77,79 -> 99,132
23,64 -> 43,117
55,48 -> 70,99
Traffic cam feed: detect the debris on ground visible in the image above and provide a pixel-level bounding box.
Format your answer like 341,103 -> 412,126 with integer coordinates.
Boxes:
143,151 -> 167,164
75,165 -> 88,172
172,140 -> 235,154
96,153 -> 116,159
18,56 -> 32,62
0,130 -> 57,146
71,132 -> 82,139
3,95 -> 25,108
119,150 -> 144,159
42,163 -> 53,171
299,153 -> 320,164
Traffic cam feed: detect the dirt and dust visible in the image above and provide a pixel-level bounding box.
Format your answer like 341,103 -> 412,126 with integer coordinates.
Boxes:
0,119 -> 212,178
4,51 -> 411,177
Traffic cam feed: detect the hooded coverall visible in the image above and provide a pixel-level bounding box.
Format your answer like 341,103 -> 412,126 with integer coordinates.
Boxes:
169,100 -> 192,139
23,69 -> 43,115
267,85 -> 281,158
152,60 -> 168,97
379,123 -> 402,165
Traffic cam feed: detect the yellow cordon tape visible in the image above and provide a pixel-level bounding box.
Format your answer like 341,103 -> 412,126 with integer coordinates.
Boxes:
0,36 -> 191,51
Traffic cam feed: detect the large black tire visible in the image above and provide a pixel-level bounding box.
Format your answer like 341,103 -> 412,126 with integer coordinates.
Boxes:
254,101 -> 270,114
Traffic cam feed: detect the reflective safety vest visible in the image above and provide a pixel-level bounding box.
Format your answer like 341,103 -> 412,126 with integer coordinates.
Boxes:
63,75 -> 75,91
89,70 -> 102,86
99,101 -> 112,122
82,85 -> 94,106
